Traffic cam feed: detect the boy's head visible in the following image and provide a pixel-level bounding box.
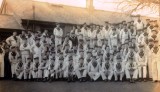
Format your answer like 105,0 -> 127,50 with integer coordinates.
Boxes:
27,57 -> 32,62
34,57 -> 39,62
69,56 -> 73,63
17,56 -> 22,61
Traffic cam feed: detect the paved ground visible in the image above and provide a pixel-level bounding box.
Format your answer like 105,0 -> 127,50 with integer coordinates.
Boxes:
0,80 -> 160,92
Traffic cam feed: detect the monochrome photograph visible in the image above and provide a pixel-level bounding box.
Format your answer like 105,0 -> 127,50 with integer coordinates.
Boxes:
0,0 -> 160,92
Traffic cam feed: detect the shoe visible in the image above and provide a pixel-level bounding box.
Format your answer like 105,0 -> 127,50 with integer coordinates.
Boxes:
143,79 -> 147,82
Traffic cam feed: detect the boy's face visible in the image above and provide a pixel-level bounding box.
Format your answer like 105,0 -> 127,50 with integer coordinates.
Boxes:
87,53 -> 91,57
43,59 -> 48,62
22,31 -> 25,35
34,59 -> 39,62
79,51 -> 83,55
27,59 -> 31,62
13,32 -> 17,36
35,40 -> 40,44
51,59 -> 55,63
18,58 -> 22,62
69,60 -> 73,64
79,59 -> 84,63
113,46 -> 117,50
56,24 -> 60,28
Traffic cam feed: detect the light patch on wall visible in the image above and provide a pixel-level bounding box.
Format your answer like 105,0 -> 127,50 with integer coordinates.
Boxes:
0,0 -> 3,7
34,0 -> 158,18
34,0 -> 86,8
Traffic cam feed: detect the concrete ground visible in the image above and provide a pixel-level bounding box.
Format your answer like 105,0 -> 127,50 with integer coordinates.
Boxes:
0,80 -> 160,92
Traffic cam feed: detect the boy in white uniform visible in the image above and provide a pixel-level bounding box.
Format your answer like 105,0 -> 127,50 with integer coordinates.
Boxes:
113,56 -> 125,82
6,32 -> 19,47
146,39 -> 154,79
136,31 -> 145,47
31,38 -> 43,63
137,45 -> 147,81
151,40 -> 160,82
9,46 -> 20,78
19,30 -> 27,45
134,17 -> 144,32
55,55 -> 64,80
120,24 -> 129,44
100,57 -> 113,81
75,57 -> 87,82
64,56 -> 76,82
15,57 -> 24,80
27,30 -> 35,46
109,28 -> 118,50
31,57 -> 39,81
88,56 -> 100,81
48,57 -> 56,82
129,25 -> 137,39
125,56 -> 138,83
24,57 -> 32,81
53,23 -> 63,47
20,38 -> 31,64
41,57 -> 50,82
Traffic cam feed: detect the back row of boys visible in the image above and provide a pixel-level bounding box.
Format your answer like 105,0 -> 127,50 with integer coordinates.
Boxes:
5,17 -> 160,82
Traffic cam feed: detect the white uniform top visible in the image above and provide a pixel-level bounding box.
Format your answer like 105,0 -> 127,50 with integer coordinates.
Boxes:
6,36 -> 19,47
19,43 -> 31,55
18,35 -> 28,45
135,21 -> 144,30
40,38 -> 50,46
109,33 -> 118,48
137,51 -> 147,65
75,61 -> 87,71
31,44 -> 43,55
125,60 -> 138,71
114,61 -> 125,73
81,27 -> 88,37
102,26 -> 111,39
125,50 -> 137,63
9,51 -> 20,64
129,29 -> 136,39
48,60 -> 55,70
87,29 -> 92,38
101,61 -> 113,72
27,34 -> 35,46
88,60 -> 100,73
151,47 -> 160,61
62,40 -> 72,50
136,34 -> 145,46
15,61 -> 24,73
147,27 -> 152,39
53,27 -> 63,38
75,29 -> 82,36
120,30 -> 129,41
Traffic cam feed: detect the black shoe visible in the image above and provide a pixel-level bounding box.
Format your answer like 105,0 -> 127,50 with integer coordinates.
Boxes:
49,77 -> 54,82
90,79 -> 93,82
138,79 -> 142,82
129,79 -> 132,83
83,78 -> 86,82
79,78 -> 83,82
143,79 -> 147,82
